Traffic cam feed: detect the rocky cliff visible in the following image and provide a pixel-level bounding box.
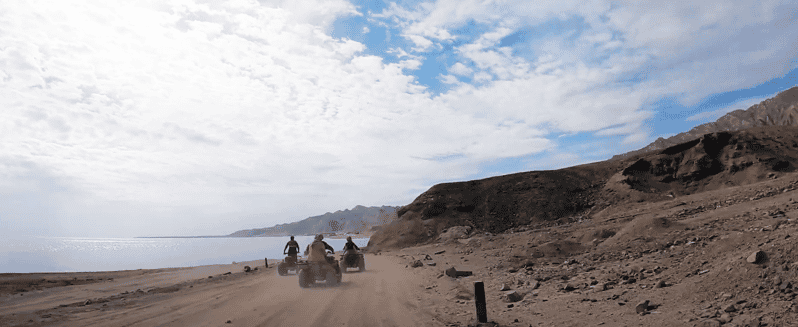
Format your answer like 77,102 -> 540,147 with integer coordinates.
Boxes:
369,126 -> 798,250
612,86 -> 798,160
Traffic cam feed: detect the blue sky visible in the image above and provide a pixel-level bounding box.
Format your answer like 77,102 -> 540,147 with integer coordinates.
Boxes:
1,0 -> 797,237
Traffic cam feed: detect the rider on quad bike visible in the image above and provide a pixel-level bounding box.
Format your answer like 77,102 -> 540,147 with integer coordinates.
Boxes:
340,236 -> 366,272
283,236 -> 300,261
307,234 -> 335,263
342,236 -> 360,252
297,234 -> 341,287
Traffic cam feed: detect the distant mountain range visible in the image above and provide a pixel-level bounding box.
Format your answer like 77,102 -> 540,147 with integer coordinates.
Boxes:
228,205 -> 400,237
612,86 -> 798,160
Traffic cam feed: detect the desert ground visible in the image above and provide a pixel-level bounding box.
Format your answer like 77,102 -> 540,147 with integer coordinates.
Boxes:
4,171 -> 798,326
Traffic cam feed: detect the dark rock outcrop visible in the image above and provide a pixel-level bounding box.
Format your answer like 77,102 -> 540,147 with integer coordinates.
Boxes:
613,86 -> 798,160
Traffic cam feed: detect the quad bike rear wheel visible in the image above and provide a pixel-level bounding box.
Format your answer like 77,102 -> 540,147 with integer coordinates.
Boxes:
358,256 -> 366,272
278,263 -> 288,276
298,269 -> 310,288
340,260 -> 347,274
326,270 -> 338,286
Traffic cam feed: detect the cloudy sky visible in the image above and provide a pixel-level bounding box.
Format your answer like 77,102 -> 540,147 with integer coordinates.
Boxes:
1,0 -> 797,237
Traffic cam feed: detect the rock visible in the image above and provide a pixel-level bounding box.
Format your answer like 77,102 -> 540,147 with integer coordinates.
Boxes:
424,254 -> 433,260
747,251 -> 765,264
728,314 -> 760,327
635,300 -> 650,313
507,303 -> 514,308
444,267 -> 473,277
500,283 -> 511,291
439,226 -> 472,242
698,319 -> 721,327
502,291 -> 525,303
656,280 -> 668,288
563,284 -> 576,292
434,250 -> 446,255
226,320 -> 232,324
410,260 -> 424,268
719,313 -> 732,324
223,272 -> 231,275
84,299 -> 92,306
724,304 -> 737,312
530,280 -> 540,290
780,281 -> 792,291
426,261 -> 437,266
244,266 -> 251,272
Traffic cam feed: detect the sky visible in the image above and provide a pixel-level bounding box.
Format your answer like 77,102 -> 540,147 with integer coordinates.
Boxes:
1,0 -> 797,237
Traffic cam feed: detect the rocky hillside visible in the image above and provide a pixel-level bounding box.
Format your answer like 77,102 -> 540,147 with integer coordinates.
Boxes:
229,205 -> 398,237
369,126 -> 798,250
612,86 -> 798,160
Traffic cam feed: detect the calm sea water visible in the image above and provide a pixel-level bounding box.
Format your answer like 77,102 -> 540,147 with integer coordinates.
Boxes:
0,236 -> 369,274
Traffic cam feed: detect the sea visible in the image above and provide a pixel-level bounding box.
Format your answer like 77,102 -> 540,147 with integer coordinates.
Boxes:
0,235 -> 369,274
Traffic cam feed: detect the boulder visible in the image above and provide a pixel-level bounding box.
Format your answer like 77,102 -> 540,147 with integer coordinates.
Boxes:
502,291 -> 525,303
244,266 -> 251,272
747,251 -> 765,264
635,300 -> 650,314
410,260 -> 424,268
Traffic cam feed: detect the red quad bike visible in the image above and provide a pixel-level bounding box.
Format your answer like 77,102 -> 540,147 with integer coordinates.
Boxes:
339,250 -> 365,273
277,253 -> 301,276
297,250 -> 342,288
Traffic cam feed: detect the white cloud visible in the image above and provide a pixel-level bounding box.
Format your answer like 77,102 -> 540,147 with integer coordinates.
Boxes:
439,74 -> 459,84
0,0 -> 566,237
449,62 -> 473,76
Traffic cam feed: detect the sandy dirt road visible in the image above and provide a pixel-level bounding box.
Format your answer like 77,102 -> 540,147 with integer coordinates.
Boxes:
1,255 -> 445,327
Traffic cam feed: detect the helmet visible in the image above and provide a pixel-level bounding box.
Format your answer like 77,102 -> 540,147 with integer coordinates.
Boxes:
346,236 -> 352,242
290,236 -> 295,240
315,234 -> 323,241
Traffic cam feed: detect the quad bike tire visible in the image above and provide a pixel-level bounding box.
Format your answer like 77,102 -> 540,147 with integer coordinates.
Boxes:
298,269 -> 310,288
340,260 -> 347,274
277,263 -> 288,276
326,270 -> 338,286
358,256 -> 366,272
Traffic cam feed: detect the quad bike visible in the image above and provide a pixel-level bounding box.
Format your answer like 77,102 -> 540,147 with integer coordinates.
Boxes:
277,253 -> 301,276
297,251 -> 342,288
339,250 -> 365,273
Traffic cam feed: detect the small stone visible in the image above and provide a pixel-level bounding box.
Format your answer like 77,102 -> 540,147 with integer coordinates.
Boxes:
244,266 -> 251,272
635,300 -> 650,313
226,320 -> 232,324
718,313 -> 731,324
426,261 -> 436,266
507,303 -> 514,308
500,283 -> 511,291
747,251 -> 765,264
84,299 -> 92,306
656,280 -> 667,288
724,304 -> 736,312
410,260 -> 424,268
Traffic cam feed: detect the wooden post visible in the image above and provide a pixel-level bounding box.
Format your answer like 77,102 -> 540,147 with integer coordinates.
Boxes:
474,281 -> 487,323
